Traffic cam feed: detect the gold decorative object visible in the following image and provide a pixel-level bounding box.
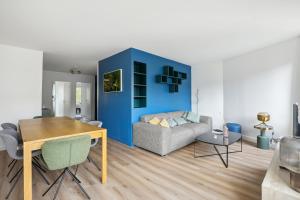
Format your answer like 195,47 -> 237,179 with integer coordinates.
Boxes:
254,112 -> 273,131
257,112 -> 270,123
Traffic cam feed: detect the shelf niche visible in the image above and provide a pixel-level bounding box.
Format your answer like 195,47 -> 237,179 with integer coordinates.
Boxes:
134,61 -> 147,108
156,66 -> 187,93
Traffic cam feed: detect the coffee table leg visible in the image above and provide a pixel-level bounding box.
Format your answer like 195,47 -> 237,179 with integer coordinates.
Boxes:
194,142 -> 196,158
241,136 -> 243,152
226,146 -> 228,168
213,145 -> 229,168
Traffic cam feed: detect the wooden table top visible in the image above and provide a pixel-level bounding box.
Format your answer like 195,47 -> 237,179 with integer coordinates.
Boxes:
19,117 -> 104,143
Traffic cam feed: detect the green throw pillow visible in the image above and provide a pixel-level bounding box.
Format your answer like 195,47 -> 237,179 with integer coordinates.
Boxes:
174,117 -> 188,125
182,112 -> 188,119
167,118 -> 177,128
186,112 -> 200,123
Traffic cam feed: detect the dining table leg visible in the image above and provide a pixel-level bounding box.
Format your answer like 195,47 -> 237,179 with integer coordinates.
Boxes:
101,130 -> 107,184
23,142 -> 32,200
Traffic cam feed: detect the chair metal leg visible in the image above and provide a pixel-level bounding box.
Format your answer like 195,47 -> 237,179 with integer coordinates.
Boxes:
5,169 -> 23,199
87,156 -> 101,171
72,165 -> 81,183
52,172 -> 66,200
7,160 -> 17,177
71,166 -> 81,183
66,168 -> 91,200
32,162 -> 50,185
7,159 -> 16,168
42,169 -> 66,197
43,168 -> 90,200
32,159 -> 47,173
74,165 -> 79,176
9,167 -> 22,183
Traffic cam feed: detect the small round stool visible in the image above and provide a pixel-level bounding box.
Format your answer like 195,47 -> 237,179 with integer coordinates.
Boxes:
226,123 -> 242,133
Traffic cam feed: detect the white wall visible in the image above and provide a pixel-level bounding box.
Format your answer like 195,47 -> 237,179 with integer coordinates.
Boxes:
42,70 -> 96,120
0,44 -> 43,150
192,61 -> 224,129
223,38 -> 300,140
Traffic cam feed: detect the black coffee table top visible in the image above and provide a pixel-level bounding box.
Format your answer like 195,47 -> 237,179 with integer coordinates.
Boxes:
195,132 -> 242,146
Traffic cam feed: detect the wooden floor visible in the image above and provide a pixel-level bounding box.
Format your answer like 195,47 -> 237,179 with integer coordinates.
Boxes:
0,139 -> 273,200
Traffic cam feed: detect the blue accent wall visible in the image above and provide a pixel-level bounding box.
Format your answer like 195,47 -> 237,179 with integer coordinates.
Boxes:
98,48 -> 191,146
98,49 -> 132,145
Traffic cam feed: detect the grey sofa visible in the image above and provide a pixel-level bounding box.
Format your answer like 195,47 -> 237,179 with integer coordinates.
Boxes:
133,111 -> 212,156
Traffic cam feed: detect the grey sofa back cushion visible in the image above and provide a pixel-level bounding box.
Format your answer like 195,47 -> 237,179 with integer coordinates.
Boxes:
140,113 -> 169,122
165,111 -> 185,119
140,111 -> 186,122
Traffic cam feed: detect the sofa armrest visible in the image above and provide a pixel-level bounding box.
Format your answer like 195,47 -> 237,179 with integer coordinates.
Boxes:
133,122 -> 172,156
200,116 -> 213,132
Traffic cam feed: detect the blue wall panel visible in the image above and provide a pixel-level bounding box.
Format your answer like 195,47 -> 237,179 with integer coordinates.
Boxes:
98,48 -> 191,146
98,49 -> 133,146
130,48 -> 191,123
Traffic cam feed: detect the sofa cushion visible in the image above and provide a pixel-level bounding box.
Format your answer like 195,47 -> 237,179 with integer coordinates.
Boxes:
141,113 -> 169,123
167,118 -> 177,128
170,125 -> 195,151
160,119 -> 170,128
165,111 -> 185,119
149,117 -> 161,125
174,117 -> 188,125
186,112 -> 200,123
181,123 -> 210,137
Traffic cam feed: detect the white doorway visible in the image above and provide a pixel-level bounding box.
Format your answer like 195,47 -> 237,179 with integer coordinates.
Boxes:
76,82 -> 92,120
52,81 -> 72,117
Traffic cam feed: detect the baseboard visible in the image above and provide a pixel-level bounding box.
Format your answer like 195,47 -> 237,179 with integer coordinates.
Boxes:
242,135 -> 257,144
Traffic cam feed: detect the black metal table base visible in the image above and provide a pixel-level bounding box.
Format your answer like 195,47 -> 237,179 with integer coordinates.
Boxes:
194,137 -> 242,168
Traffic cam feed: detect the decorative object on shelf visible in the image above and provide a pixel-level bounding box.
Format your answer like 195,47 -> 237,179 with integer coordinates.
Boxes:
254,112 -> 273,149
213,129 -> 223,135
223,124 -> 229,138
279,103 -> 300,192
156,66 -> 187,93
133,61 -> 147,108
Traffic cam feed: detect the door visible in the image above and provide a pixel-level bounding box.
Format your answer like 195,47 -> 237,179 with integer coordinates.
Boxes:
53,81 -> 72,117
76,82 -> 91,119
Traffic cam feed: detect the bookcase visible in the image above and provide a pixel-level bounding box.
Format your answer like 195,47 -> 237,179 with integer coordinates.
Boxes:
133,61 -> 147,108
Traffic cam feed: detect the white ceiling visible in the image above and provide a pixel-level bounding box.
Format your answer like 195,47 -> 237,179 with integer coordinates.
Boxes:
1,0 -> 300,75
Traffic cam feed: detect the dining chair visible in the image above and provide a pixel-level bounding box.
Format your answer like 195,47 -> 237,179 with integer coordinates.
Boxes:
0,130 -> 50,199
41,135 -> 91,200
42,108 -> 54,117
1,123 -> 17,131
86,121 -> 102,171
1,124 -> 23,176
33,116 -> 43,119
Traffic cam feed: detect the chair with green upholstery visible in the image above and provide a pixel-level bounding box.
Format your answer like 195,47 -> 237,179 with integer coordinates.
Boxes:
41,135 -> 91,200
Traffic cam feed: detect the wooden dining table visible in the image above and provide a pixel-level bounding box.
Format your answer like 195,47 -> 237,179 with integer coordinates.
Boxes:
19,117 -> 107,200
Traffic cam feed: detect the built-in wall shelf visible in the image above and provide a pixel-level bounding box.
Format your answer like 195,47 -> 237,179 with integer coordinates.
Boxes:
156,66 -> 187,93
134,61 -> 147,108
